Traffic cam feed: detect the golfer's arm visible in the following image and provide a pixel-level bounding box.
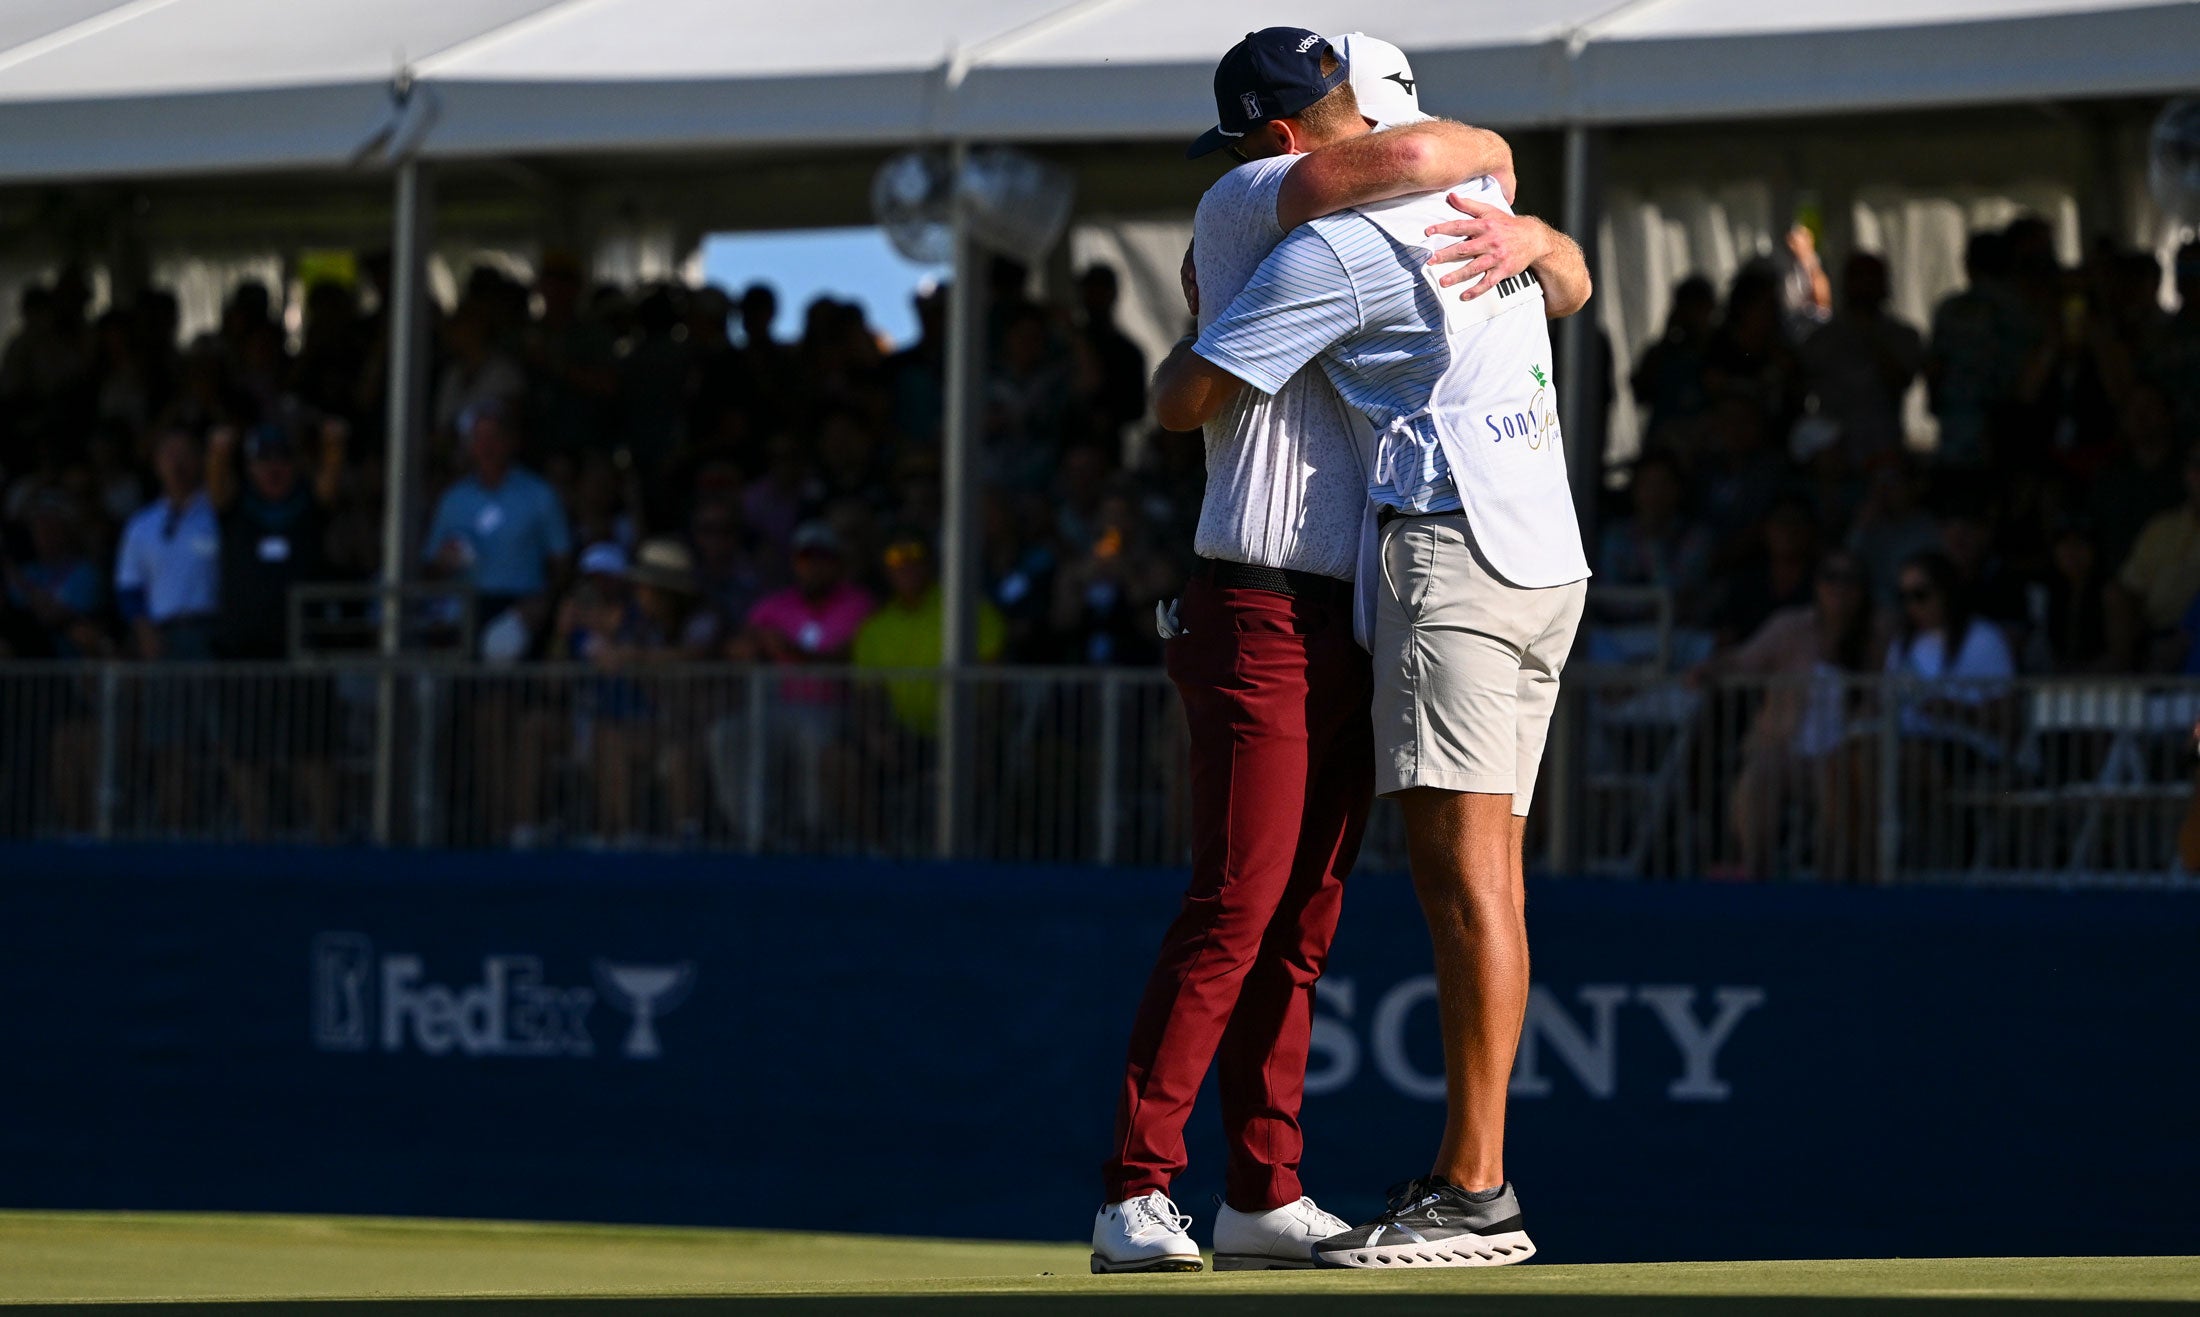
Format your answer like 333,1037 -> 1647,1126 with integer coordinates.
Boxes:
1152,337 -> 1250,432
1531,224 -> 1593,318
1277,120 -> 1513,230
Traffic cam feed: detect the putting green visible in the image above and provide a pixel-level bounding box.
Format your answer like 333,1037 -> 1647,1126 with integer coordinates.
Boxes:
1,1211 -> 2194,1313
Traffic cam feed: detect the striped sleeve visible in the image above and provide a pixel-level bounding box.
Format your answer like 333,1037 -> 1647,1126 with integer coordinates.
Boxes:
1192,228 -> 1357,397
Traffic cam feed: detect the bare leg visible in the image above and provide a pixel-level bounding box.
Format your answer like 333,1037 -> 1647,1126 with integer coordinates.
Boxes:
505,705 -> 557,839
1730,756 -> 1775,878
299,760 -> 339,843
594,727 -> 633,838
157,750 -> 192,833
663,744 -> 698,836
1398,786 -> 1526,1193
51,722 -> 95,833
227,761 -> 269,840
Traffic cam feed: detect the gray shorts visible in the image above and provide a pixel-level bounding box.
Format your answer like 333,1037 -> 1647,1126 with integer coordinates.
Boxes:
1373,512 -> 1587,814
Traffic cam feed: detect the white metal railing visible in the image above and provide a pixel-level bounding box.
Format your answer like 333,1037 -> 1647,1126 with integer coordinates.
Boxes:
0,661 -> 2194,888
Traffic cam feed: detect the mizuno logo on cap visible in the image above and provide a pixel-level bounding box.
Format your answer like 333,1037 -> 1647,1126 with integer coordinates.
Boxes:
1385,71 -> 1416,93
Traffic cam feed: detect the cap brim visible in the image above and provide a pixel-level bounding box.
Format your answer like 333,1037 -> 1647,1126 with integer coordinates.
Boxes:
1186,126 -> 1236,159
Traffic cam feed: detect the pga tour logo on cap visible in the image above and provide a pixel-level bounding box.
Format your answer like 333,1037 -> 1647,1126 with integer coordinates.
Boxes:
1240,91 -> 1263,118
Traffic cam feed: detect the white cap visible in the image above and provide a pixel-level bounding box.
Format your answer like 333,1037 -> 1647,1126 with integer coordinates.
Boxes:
1337,32 -> 1424,127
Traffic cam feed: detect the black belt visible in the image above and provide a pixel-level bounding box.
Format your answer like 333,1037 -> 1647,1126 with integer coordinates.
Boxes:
1196,557 -> 1349,601
1377,505 -> 1455,527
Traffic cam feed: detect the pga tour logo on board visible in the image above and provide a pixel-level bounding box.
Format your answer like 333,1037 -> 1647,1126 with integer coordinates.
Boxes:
311,932 -> 695,1060
1307,976 -> 1765,1103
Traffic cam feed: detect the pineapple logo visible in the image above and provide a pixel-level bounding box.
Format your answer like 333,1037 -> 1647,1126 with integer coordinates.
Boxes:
1525,365 -> 1557,450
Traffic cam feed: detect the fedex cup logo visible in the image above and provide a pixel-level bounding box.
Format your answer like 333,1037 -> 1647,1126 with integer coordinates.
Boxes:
311,933 -> 695,1061
594,961 -> 695,1059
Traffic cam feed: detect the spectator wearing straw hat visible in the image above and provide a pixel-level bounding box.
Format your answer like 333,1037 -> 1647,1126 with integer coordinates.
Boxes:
585,537 -> 716,845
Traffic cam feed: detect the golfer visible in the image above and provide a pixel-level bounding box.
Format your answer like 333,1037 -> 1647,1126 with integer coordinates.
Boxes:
1151,28 -> 1594,1270
1094,27 -> 1588,1274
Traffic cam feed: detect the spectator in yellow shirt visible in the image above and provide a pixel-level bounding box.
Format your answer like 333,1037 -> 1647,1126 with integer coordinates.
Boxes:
853,535 -> 1005,736
2111,446 -> 2200,667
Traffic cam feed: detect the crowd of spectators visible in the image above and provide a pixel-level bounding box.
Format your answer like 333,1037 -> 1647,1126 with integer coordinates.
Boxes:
0,252 -> 1192,681
0,250 -> 1203,843
1610,223 -> 2200,877
6,219 -> 2199,859
1619,224 -> 2200,668
1608,224 -> 2200,675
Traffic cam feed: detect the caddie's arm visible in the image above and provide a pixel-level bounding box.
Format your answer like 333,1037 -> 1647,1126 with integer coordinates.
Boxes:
1155,230 -> 1356,431
1422,194 -> 1594,318
1276,119 -> 1514,230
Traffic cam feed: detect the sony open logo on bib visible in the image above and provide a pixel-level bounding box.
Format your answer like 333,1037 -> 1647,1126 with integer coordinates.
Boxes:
1483,364 -> 1561,450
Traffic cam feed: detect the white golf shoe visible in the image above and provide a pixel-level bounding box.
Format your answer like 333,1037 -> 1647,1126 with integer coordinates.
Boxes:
1212,1195 -> 1352,1270
1091,1191 -> 1203,1273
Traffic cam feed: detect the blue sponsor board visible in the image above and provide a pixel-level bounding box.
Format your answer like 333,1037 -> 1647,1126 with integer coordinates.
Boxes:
1,843 -> 2194,1261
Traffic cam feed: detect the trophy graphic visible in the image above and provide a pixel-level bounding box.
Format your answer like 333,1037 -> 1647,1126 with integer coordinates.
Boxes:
592,961 -> 696,1059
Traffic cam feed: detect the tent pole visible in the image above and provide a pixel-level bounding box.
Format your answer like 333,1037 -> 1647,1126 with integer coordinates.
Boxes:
1549,121 -> 1602,877
936,140 -> 984,860
372,156 -> 433,847
1558,122 -> 1601,536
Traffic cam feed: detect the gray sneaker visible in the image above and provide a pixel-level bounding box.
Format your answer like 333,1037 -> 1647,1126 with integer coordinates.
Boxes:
1312,1178 -> 1536,1269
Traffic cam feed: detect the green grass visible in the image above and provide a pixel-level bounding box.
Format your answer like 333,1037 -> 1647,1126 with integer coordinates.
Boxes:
0,1211 -> 2194,1314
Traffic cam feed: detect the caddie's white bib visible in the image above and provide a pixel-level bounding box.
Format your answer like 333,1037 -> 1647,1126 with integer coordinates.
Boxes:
1351,180 -> 1590,592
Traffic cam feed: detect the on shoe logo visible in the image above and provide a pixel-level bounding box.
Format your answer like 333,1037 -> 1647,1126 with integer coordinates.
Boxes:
1307,977 -> 1765,1103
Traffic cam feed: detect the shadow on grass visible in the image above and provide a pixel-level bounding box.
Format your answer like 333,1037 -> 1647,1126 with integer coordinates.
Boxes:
9,1299 -> 2191,1315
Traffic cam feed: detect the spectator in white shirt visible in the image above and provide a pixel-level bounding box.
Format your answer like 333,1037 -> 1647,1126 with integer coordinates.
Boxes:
1883,550 -> 2017,867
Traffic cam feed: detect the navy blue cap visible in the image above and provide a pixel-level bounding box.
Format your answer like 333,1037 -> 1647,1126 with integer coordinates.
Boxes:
243,423 -> 296,460
1187,27 -> 1348,160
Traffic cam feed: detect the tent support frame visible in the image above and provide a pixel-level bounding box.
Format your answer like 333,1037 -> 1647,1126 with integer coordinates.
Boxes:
372,154 -> 433,847
1547,121 -> 1602,875
936,139 -> 985,859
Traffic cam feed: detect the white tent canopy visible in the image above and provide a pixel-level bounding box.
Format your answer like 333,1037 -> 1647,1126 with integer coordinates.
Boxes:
0,0 -> 2194,180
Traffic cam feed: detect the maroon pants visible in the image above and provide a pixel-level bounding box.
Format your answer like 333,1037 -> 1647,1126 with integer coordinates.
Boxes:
1104,575 -> 1374,1210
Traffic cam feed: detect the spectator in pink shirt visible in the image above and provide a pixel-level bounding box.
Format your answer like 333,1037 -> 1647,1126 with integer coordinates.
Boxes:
736,521 -> 872,683
719,521 -> 873,844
